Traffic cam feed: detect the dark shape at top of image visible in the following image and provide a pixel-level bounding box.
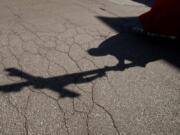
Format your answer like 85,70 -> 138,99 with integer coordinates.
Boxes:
132,0 -> 155,7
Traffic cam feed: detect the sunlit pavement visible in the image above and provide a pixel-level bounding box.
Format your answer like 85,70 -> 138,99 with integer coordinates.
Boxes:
0,0 -> 179,134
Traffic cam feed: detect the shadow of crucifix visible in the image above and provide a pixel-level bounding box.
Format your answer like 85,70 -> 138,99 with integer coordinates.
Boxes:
0,66 -> 118,98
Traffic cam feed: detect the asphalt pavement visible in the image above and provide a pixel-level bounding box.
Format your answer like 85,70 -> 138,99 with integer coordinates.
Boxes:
0,0 -> 179,134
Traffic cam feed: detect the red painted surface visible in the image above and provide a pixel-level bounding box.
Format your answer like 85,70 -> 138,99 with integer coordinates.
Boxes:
139,0 -> 180,36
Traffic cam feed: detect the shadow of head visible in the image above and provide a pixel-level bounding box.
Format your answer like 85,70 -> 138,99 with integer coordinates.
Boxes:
88,48 -> 108,56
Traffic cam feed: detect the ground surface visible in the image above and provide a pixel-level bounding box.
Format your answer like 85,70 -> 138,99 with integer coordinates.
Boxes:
0,0 -> 179,135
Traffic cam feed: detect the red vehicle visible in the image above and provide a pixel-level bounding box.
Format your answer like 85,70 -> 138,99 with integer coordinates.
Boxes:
139,0 -> 180,37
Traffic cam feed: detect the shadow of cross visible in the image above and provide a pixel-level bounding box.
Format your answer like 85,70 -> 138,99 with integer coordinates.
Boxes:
0,66 -> 117,98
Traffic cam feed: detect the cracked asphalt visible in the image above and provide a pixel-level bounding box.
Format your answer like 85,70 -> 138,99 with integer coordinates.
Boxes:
0,0 -> 179,135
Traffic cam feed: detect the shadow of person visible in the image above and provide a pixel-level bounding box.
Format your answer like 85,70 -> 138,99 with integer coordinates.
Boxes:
88,33 -> 156,70
0,66 -> 118,98
88,31 -> 180,71
88,16 -> 180,70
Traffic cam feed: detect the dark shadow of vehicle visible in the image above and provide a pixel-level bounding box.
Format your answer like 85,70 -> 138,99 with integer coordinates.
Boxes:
0,66 -> 119,98
132,0 -> 155,7
88,16 -> 180,70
